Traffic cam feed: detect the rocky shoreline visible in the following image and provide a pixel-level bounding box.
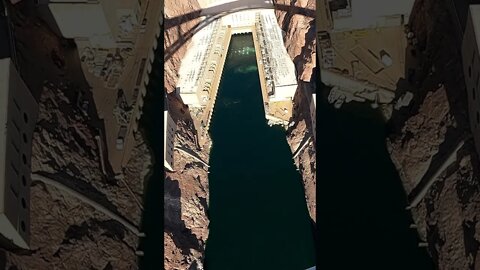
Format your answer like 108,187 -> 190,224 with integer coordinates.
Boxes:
274,0 -> 317,224
385,0 -> 480,268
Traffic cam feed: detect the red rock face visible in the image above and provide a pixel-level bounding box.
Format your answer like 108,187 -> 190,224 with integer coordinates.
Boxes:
164,2 -> 212,269
386,0 -> 480,268
272,0 -> 317,224
164,119 -> 211,270
286,82 -> 316,223
273,0 -> 316,82
164,1 -> 202,93
6,83 -> 149,270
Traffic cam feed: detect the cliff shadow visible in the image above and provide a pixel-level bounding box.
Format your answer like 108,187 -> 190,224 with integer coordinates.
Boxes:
164,176 -> 204,255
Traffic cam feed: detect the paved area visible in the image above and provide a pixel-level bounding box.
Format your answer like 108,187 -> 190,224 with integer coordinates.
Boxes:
268,100 -> 293,121
328,27 -> 407,91
317,0 -> 410,105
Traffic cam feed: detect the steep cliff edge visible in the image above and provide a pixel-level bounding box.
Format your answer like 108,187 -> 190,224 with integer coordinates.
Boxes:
273,0 -> 317,223
387,0 -> 480,268
164,1 -> 202,93
274,0 -> 316,82
164,1 -> 212,269
163,2 -> 319,268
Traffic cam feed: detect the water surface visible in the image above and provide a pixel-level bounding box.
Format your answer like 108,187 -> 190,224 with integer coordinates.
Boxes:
205,34 -> 315,270
316,87 -> 435,269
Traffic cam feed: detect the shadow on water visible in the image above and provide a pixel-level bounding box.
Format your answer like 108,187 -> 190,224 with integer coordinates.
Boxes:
316,84 -> 435,269
137,26 -> 164,270
204,34 -> 315,270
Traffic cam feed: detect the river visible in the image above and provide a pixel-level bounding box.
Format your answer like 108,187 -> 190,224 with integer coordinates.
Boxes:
204,34 -> 316,269
316,85 -> 435,269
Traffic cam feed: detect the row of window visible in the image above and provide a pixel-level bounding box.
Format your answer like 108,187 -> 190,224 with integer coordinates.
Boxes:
10,103 -> 31,234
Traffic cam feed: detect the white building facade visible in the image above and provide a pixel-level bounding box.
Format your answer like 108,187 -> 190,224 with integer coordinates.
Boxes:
164,98 -> 176,172
310,93 -> 316,142
256,11 -> 297,101
177,20 -> 221,107
177,9 -> 297,105
0,58 -> 38,250
462,5 -> 480,158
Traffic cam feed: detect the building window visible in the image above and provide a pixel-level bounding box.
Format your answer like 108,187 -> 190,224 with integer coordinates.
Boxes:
22,133 -> 27,144
473,88 -> 476,100
21,221 -> 25,232
21,198 -> 26,209
22,175 -> 26,186
477,111 -> 480,124
22,154 -> 27,165
23,113 -> 28,124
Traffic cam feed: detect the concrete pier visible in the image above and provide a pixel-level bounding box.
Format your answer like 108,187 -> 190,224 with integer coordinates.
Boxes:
198,26 -> 233,146
178,8 -> 298,147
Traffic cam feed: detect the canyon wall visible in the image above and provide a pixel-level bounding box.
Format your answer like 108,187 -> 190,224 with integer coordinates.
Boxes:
273,0 -> 317,223
164,1 -> 212,269
163,2 -> 320,268
387,0 -> 480,268
2,11 -> 150,267
274,0 -> 316,82
164,1 -> 202,93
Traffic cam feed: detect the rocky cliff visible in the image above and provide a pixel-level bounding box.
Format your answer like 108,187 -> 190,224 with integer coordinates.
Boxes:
163,1 -> 319,268
164,115 -> 210,270
387,0 -> 480,268
164,1 -> 202,93
2,2 -> 150,269
164,1 -> 212,269
5,68 -> 149,270
274,0 -> 316,82
273,0 -> 317,223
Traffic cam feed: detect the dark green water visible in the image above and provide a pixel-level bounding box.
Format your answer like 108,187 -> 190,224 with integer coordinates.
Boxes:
316,88 -> 435,269
204,34 -> 315,270
138,25 -> 164,270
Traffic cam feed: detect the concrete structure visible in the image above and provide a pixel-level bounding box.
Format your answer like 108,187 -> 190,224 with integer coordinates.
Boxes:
255,11 -> 297,102
164,97 -> 175,172
0,57 -> 38,250
48,0 -> 163,174
462,5 -> 480,158
177,19 -> 222,107
310,93 -> 316,142
318,0 -> 413,107
176,7 -> 297,143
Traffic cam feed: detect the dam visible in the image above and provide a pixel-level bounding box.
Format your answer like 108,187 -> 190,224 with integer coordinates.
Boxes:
204,33 -> 315,270
175,8 -> 298,147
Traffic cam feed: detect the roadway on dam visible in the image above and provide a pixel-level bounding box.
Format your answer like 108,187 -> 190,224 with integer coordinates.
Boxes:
204,34 -> 315,270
